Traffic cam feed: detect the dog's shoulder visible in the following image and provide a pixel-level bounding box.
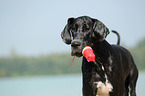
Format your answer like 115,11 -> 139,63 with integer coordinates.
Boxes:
111,45 -> 128,52
111,44 -> 132,57
111,45 -> 124,50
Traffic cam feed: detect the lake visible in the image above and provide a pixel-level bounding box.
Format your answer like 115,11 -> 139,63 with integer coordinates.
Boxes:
0,71 -> 144,96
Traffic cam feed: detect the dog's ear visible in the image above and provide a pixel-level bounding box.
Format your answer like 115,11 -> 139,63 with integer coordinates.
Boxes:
61,18 -> 74,44
92,19 -> 110,41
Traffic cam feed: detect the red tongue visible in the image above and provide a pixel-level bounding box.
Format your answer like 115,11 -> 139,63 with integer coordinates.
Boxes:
82,46 -> 95,62
67,56 -> 75,67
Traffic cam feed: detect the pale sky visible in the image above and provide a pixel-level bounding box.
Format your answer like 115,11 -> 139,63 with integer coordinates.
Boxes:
0,0 -> 145,56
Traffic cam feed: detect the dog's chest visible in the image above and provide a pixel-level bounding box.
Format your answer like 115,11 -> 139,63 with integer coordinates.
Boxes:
93,61 -> 113,96
94,55 -> 113,80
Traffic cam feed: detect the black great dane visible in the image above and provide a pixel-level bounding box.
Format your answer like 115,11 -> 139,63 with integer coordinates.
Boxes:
61,16 -> 138,96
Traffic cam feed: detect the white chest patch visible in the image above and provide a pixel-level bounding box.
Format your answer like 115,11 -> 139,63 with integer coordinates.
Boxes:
95,81 -> 113,96
94,54 -> 113,96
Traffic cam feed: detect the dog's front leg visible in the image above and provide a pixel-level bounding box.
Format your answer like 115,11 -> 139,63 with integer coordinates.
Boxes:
82,58 -> 97,96
82,72 -> 96,96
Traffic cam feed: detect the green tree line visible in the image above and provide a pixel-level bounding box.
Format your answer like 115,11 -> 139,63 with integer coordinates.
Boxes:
0,53 -> 82,77
0,38 -> 145,77
130,38 -> 145,70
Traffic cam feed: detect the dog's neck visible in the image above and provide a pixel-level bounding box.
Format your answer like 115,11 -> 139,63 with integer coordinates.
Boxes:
92,40 -> 111,63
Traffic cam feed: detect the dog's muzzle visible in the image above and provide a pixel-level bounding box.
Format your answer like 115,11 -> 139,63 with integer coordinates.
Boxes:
71,41 -> 82,57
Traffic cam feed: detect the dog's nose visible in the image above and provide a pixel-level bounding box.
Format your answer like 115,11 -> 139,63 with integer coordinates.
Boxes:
71,41 -> 81,47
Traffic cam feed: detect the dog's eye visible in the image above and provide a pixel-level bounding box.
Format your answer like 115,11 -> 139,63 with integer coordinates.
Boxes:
86,27 -> 90,31
71,28 -> 76,32
71,24 -> 78,32
83,24 -> 90,32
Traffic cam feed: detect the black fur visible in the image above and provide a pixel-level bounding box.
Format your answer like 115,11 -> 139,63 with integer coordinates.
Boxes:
61,16 -> 138,96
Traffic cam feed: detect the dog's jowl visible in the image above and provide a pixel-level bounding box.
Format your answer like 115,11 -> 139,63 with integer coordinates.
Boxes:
61,16 -> 138,96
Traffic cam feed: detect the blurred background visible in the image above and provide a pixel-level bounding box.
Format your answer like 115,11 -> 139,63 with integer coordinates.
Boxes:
0,0 -> 145,96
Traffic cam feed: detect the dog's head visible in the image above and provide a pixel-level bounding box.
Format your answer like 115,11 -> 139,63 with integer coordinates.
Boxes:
61,16 -> 109,57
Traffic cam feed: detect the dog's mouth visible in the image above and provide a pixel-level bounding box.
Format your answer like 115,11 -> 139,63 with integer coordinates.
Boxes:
71,46 -> 83,57
71,51 -> 82,57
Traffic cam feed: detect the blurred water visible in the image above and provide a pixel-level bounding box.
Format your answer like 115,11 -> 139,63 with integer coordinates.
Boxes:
0,74 -> 82,96
0,72 -> 144,96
